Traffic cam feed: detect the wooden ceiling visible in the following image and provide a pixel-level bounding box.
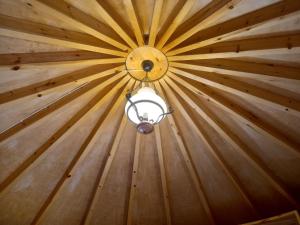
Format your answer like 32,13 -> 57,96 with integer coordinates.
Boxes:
0,0 -> 300,225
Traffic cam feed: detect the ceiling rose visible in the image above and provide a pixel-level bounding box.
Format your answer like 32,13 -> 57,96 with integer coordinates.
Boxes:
125,46 -> 168,81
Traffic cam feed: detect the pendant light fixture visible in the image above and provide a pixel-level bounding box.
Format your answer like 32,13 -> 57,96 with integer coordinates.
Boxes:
125,57 -> 173,134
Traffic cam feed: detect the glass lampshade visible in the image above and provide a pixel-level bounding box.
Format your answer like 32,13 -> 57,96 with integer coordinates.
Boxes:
125,87 -> 168,125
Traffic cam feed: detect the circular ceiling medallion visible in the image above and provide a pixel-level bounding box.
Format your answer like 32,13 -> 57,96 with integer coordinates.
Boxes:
125,46 -> 168,81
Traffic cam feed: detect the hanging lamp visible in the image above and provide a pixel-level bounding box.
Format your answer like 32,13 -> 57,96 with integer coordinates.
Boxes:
125,58 -> 172,134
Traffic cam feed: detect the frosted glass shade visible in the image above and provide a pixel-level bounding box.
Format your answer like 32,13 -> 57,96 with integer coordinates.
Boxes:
125,87 -> 168,125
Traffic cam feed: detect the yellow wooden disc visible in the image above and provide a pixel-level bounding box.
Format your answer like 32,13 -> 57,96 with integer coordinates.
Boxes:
126,46 -> 168,81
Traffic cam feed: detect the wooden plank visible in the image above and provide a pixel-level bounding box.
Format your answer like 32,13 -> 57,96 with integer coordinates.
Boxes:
167,33 -> 300,59
0,74 -> 129,195
30,78 -> 132,225
0,69 -> 127,143
0,64 -> 124,104
162,0 -> 239,52
156,0 -> 197,49
154,81 -> 216,225
90,0 -> 138,49
0,51 -> 125,69
169,67 -> 300,117
124,0 -> 144,46
169,59 -> 300,80
155,0 -> 187,48
148,0 -> 163,46
126,132 -> 141,225
81,80 -> 137,224
240,210 -> 300,225
165,75 -> 300,210
154,125 -> 172,225
31,0 -> 129,51
82,115 -> 128,225
297,211 -> 300,224
166,0 -> 300,56
0,51 -> 109,65
0,14 -> 127,57
161,78 -> 258,217
168,73 -> 300,155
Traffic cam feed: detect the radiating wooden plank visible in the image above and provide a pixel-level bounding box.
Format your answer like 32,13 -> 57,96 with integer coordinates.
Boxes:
155,0 -> 186,47
297,211 -> 300,224
30,77 -> 132,225
148,0 -> 163,46
0,51 -> 103,65
154,125 -> 172,225
165,75 -> 300,210
162,0 -> 239,52
0,64 -> 124,104
169,59 -> 300,80
0,51 -> 125,69
240,210 -> 300,225
169,67 -> 300,116
31,0 -> 129,51
90,0 -> 138,49
124,0 -> 144,46
161,78 -> 258,217
0,73 -> 129,194
167,33 -> 300,59
0,68 -> 126,143
126,132 -> 141,225
166,0 -> 300,56
154,81 -> 216,225
82,115 -> 128,225
168,73 -> 300,155
0,14 -> 127,57
156,0 -> 197,49
81,80 -> 137,224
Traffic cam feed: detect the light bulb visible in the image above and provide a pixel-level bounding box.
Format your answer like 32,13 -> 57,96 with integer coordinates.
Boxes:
125,87 -> 168,126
